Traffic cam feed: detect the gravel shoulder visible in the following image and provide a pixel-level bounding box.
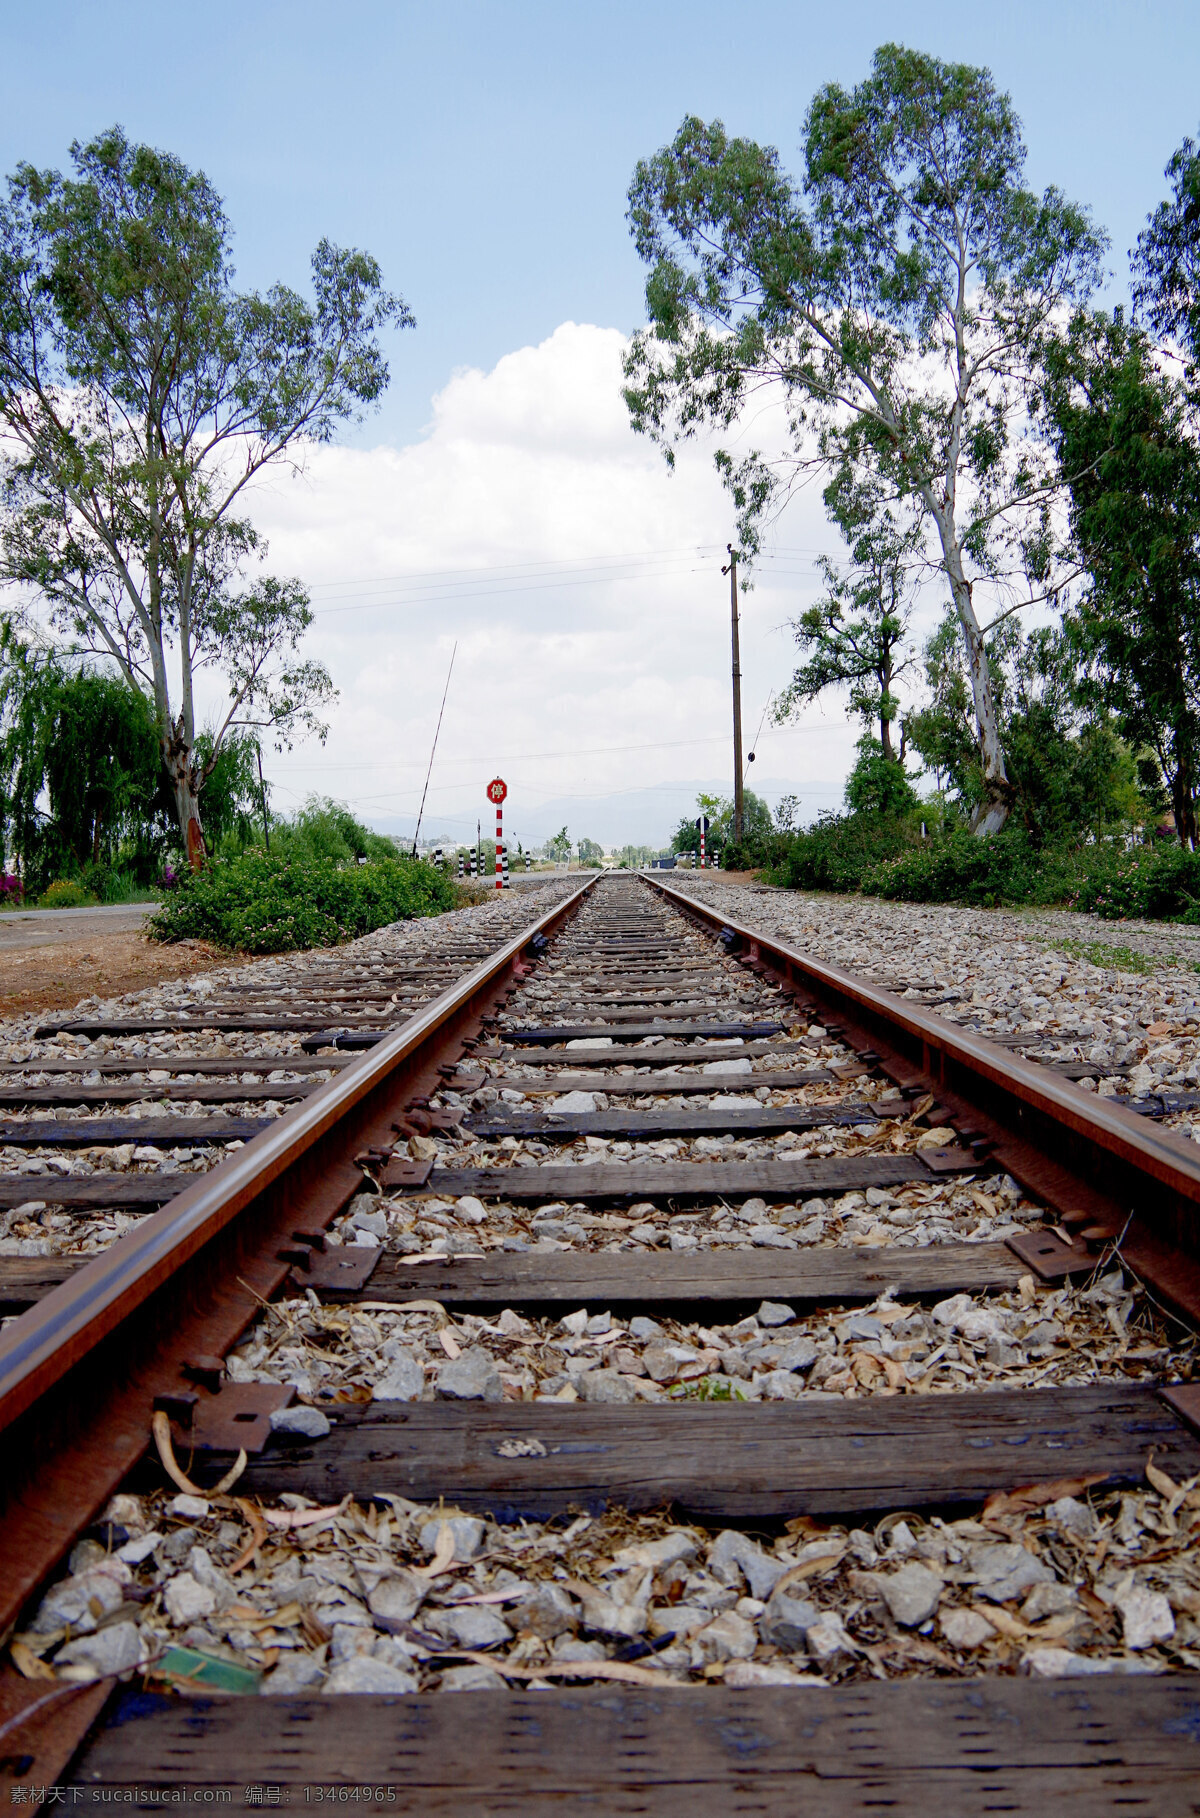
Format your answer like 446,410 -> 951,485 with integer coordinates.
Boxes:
669,878 -> 1200,1110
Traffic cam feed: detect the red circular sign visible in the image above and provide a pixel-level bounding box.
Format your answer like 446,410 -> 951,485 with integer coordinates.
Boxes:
486,777 -> 508,805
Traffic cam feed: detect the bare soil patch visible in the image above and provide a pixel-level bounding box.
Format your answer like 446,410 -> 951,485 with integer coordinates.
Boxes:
0,932 -> 252,1017
681,869 -> 769,886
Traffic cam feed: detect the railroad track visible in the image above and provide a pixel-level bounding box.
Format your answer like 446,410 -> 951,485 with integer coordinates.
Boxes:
2,873 -> 1200,1810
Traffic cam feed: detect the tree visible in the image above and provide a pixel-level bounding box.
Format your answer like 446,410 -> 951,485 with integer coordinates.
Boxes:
624,45 -> 1105,833
547,826 -> 571,863
577,837 -> 604,866
845,734 -> 919,815
1041,312 -> 1200,843
672,789 -> 772,854
906,613 -> 981,803
0,127 -> 410,862
273,796 -> 398,866
908,606 -> 1142,845
197,731 -> 272,855
775,487 -> 919,762
1133,129 -> 1200,371
0,630 -> 174,884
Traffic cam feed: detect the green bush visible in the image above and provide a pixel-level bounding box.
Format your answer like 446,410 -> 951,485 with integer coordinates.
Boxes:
766,806 -> 1200,920
769,812 -> 921,893
861,829 -> 1069,907
39,878 -> 99,908
1065,844 -> 1200,921
147,850 -> 457,953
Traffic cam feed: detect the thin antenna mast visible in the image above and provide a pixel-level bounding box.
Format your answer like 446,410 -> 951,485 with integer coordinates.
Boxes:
411,643 -> 457,857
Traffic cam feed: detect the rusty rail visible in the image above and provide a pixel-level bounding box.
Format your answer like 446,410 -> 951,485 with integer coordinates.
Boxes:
649,876 -> 1200,1324
0,875 -> 596,1636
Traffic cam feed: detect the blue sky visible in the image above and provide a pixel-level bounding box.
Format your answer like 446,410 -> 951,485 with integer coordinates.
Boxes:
4,0 -> 1195,446
3,2 -> 1198,847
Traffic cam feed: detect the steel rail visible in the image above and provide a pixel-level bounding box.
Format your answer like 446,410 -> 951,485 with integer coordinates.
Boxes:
649,876 -> 1200,1320
0,875 -> 596,1635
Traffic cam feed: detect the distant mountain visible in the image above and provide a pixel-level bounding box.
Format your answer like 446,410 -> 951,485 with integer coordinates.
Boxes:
367,775 -> 845,849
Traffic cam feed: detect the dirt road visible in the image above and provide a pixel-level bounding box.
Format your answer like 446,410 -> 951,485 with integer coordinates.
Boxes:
0,905 -> 245,1017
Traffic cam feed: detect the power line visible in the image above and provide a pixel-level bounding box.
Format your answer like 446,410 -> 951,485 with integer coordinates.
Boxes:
304,547 -> 827,617
304,542 -> 831,596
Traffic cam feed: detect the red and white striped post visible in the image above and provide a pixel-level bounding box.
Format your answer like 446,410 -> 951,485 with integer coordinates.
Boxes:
696,813 -> 710,870
487,777 -> 508,894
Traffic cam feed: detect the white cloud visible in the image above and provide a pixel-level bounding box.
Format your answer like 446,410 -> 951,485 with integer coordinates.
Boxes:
239,321 -> 859,849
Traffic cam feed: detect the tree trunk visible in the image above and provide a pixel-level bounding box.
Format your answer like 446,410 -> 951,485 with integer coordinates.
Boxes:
164,737 -> 206,871
178,777 -> 205,870
961,619 -> 1010,835
879,652 -> 894,762
928,503 -> 1010,835
1171,729 -> 1198,847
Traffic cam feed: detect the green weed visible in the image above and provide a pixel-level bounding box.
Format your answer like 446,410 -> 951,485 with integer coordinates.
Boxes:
1036,937 -> 1158,974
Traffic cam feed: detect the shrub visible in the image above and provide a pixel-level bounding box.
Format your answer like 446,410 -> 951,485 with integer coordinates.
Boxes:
1066,843 -> 1200,921
766,805 -> 1200,920
39,878 -> 99,908
147,850 -> 457,953
860,829 -> 1066,907
0,874 -> 23,906
769,812 -> 921,893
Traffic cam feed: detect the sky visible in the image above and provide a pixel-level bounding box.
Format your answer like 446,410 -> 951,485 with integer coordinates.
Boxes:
2,1 -> 1198,850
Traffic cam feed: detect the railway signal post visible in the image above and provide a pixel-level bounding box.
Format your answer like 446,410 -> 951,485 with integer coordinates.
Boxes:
487,776 -> 508,893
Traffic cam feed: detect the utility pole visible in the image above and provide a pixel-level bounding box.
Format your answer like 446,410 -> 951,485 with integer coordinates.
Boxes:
722,545 -> 745,842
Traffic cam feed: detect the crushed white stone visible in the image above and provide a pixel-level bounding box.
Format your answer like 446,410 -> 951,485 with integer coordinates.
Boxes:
17,1473 -> 1200,1694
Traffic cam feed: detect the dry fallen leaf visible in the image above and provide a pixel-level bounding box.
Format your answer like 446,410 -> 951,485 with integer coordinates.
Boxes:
230,1498 -> 268,1573
772,1547 -> 847,1594
152,1409 -> 246,1498
1146,1453 -> 1199,1518
9,1639 -> 55,1681
262,1500 -> 349,1530
301,1608 -> 332,1649
975,1605 -> 1036,1642
982,1475 -> 1107,1520
412,1521 -> 457,1580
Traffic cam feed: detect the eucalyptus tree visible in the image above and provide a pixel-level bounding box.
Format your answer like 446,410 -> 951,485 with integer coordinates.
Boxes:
1042,312 -> 1200,844
774,483 -> 920,764
1134,127 -> 1200,372
624,44 -> 1105,831
0,127 -> 410,862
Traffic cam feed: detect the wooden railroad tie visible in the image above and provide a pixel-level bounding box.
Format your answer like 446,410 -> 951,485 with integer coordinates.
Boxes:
220,1385 -> 1200,1518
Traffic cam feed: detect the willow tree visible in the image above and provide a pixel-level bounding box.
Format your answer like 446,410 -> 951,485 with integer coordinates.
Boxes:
624,44 -> 1105,832
0,127 -> 410,862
